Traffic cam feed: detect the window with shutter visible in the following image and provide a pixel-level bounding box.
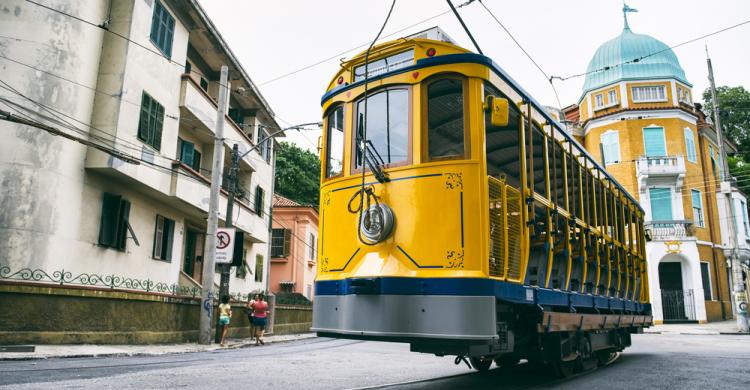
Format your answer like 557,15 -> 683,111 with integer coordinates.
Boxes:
684,128 -> 697,163
178,138 -> 195,167
600,130 -> 620,164
137,92 -> 165,150
152,215 -> 175,261
271,228 -> 286,257
254,186 -> 264,216
98,193 -> 122,247
150,1 -> 175,58
649,188 -> 673,221
692,189 -> 704,227
283,229 -> 292,257
254,254 -> 264,282
643,127 -> 666,157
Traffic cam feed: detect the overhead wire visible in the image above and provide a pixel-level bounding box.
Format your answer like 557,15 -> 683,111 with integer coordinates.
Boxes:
550,18 -> 750,82
476,0 -> 564,109
257,0 -> 476,86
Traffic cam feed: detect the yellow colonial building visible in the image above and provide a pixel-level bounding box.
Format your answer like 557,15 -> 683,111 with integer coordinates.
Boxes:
564,13 -> 737,323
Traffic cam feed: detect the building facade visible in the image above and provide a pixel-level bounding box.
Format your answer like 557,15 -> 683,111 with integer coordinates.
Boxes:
0,0 -> 280,300
564,12 -> 736,323
269,194 -> 318,301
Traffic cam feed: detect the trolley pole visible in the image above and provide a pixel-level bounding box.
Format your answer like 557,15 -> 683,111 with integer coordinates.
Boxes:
215,144 -> 239,343
707,50 -> 749,332
199,65 -> 230,344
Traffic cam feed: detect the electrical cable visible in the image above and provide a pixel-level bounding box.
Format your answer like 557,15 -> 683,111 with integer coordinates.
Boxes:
550,18 -> 750,82
477,0 -> 564,110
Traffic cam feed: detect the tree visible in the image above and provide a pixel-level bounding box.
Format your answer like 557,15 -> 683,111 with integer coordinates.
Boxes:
702,86 -> 750,159
728,156 -> 750,199
274,142 -> 320,206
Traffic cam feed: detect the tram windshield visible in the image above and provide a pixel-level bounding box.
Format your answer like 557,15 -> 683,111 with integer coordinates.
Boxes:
354,88 -> 409,169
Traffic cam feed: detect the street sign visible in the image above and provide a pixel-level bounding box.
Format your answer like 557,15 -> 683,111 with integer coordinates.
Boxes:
215,228 -> 235,264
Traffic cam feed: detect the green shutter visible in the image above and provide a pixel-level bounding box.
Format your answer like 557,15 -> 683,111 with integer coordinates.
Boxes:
643,127 -> 666,157
179,139 -> 194,167
98,193 -> 122,247
153,103 -> 164,151
138,94 -> 150,142
283,229 -> 292,257
649,188 -> 673,221
684,128 -> 696,162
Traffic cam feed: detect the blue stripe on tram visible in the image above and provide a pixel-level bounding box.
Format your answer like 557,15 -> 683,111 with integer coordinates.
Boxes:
315,277 -> 651,314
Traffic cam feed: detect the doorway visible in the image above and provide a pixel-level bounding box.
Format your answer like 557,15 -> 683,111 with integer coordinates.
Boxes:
183,229 -> 205,283
659,261 -> 696,323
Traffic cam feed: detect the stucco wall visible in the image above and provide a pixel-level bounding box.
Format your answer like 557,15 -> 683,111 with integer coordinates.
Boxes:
0,283 -> 310,344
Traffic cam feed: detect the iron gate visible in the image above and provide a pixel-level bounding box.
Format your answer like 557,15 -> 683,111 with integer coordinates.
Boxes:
661,289 -> 696,322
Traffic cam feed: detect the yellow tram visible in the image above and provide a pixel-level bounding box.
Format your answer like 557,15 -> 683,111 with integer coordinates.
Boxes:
312,28 -> 651,374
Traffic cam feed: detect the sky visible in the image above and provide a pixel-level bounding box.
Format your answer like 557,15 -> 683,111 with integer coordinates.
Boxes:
201,0 -> 750,153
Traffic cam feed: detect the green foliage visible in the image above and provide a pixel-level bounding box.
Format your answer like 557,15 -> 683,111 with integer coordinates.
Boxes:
274,142 -> 320,206
728,156 -> 750,198
702,86 -> 750,159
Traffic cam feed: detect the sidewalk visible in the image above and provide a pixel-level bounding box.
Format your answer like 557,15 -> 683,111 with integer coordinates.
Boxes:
0,333 -> 316,361
644,320 -> 748,335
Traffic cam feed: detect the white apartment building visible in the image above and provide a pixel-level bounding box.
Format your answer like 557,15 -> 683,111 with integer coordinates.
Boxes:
0,0 -> 280,298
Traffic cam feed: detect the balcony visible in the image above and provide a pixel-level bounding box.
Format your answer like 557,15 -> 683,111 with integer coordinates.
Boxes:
636,155 -> 686,188
645,220 -> 694,241
171,163 -> 267,243
178,75 -> 258,171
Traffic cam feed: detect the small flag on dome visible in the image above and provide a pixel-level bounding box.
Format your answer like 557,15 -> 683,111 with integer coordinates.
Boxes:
623,4 -> 639,13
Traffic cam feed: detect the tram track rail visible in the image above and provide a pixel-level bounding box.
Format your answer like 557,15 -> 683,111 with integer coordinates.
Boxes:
346,352 -> 620,390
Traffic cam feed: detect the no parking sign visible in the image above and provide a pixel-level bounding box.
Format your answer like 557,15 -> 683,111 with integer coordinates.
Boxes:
215,228 -> 235,264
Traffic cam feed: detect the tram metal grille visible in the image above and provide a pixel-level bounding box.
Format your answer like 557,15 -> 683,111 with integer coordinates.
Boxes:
505,185 -> 522,281
488,177 -> 522,280
488,177 -> 504,277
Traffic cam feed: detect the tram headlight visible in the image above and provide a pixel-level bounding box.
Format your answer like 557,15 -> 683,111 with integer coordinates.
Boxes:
359,203 -> 395,244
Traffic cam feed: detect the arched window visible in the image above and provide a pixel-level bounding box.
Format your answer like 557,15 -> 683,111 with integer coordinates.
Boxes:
426,78 -> 466,159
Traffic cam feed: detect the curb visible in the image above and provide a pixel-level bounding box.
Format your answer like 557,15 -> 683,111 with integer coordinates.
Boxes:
0,334 -> 316,361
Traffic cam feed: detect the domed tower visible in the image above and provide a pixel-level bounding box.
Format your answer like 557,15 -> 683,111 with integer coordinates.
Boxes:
578,7 -> 732,324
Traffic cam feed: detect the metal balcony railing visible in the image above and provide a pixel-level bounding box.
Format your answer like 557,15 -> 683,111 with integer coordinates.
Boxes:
645,220 -> 694,240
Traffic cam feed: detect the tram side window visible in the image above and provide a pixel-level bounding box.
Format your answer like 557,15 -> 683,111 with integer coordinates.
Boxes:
354,88 -> 409,169
484,82 -> 521,188
427,78 -> 465,159
325,106 -> 344,178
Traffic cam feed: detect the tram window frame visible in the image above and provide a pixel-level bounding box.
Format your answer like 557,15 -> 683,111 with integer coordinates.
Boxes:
351,86 -> 413,173
324,105 -> 345,179
423,75 -> 470,162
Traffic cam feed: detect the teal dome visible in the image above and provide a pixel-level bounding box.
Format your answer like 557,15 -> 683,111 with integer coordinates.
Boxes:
582,27 -> 690,95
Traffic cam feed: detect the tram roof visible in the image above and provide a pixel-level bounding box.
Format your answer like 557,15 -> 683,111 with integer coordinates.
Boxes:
321,41 -> 642,211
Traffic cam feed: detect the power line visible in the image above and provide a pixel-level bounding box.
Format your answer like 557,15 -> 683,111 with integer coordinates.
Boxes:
257,0 -> 476,86
551,18 -> 750,82
476,0 -> 563,109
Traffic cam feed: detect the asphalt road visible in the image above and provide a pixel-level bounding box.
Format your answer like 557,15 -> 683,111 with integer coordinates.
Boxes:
1,334 -> 748,389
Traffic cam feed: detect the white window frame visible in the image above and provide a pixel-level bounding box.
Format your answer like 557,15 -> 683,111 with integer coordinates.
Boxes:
692,189 -> 704,227
595,93 -> 604,108
600,130 -> 620,165
684,127 -> 697,163
608,89 -> 618,105
632,85 -> 667,103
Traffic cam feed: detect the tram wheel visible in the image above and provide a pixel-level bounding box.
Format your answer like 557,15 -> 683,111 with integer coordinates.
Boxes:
596,351 -> 616,367
552,359 -> 578,378
494,355 -> 520,369
470,357 -> 493,372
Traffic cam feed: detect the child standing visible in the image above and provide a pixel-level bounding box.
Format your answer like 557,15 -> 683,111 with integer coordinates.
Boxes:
218,295 -> 232,347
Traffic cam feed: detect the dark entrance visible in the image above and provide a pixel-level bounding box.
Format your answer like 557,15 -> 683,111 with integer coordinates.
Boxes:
659,261 -> 697,323
183,229 -> 205,283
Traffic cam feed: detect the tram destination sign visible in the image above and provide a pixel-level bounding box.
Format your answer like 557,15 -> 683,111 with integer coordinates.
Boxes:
215,228 -> 235,264
354,49 -> 414,82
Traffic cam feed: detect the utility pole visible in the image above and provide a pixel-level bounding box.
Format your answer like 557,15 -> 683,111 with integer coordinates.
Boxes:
214,143 -> 239,342
707,49 -> 749,332
199,65 -> 230,344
